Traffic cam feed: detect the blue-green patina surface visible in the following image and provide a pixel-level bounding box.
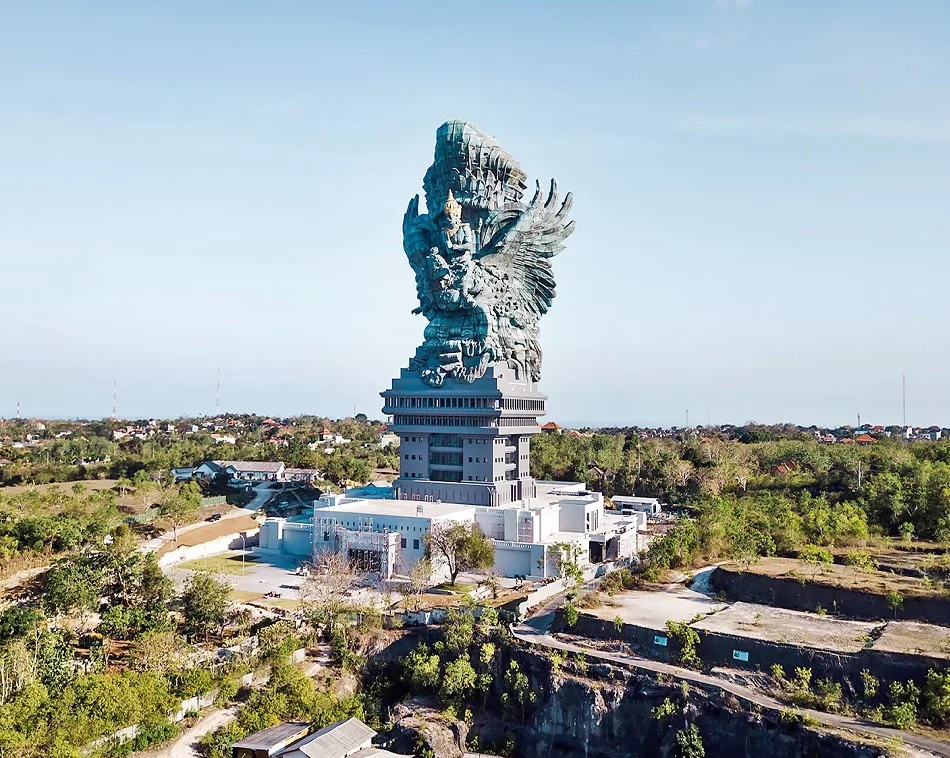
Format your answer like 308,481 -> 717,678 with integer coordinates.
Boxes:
402,121 -> 574,388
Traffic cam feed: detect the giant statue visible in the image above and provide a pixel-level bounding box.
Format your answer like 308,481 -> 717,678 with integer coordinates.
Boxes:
402,120 -> 574,388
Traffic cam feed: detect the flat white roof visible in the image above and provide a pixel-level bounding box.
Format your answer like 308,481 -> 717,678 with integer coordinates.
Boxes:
315,498 -> 474,520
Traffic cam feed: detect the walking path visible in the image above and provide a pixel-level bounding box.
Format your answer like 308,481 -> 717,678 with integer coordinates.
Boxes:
155,706 -> 239,758
513,615 -> 950,758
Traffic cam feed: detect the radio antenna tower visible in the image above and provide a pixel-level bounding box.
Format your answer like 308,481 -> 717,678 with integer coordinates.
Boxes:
216,368 -> 221,416
112,379 -> 118,420
902,373 -> 907,428
16,401 -> 20,420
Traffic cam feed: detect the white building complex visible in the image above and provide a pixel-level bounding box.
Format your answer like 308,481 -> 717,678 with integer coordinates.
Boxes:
258,480 -> 646,581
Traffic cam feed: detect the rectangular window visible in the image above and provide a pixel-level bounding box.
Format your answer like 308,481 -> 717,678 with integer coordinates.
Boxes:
401,537 -> 407,548
413,539 -> 420,550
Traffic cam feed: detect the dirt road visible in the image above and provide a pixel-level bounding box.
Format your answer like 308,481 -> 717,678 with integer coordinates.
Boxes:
156,706 -> 238,758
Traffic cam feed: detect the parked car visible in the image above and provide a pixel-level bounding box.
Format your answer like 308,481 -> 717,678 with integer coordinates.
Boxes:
206,513 -> 223,522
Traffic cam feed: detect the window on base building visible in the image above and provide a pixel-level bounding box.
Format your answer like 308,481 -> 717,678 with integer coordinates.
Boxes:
401,537 -> 407,548
413,539 -> 419,550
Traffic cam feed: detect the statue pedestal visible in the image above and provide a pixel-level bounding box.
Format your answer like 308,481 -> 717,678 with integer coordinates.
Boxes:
380,365 -> 548,507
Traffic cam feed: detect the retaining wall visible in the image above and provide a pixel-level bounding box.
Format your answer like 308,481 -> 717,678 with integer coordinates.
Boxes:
711,566 -> 950,624
565,613 -> 947,692
158,529 -> 260,568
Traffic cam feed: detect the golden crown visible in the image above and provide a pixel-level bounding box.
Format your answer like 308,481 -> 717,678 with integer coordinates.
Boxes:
443,189 -> 463,217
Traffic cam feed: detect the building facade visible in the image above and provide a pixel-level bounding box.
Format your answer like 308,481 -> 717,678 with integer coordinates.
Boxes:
381,366 -> 545,507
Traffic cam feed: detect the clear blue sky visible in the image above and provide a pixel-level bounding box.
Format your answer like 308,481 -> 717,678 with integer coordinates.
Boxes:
2,1 -> 948,427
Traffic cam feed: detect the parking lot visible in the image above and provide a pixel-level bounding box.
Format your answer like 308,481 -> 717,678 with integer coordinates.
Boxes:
168,549 -> 307,609
167,549 -> 405,612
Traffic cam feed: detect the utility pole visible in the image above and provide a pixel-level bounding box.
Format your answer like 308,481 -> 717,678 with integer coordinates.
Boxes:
857,459 -> 863,489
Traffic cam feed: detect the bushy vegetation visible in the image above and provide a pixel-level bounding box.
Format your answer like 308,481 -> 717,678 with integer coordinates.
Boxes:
534,430 -> 950,542
197,661 -> 365,758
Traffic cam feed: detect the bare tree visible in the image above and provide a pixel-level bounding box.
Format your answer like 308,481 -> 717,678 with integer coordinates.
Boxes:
301,550 -> 360,632
407,556 -> 433,612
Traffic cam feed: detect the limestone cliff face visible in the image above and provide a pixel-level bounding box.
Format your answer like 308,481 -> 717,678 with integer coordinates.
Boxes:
510,652 -> 888,758
375,641 -> 890,758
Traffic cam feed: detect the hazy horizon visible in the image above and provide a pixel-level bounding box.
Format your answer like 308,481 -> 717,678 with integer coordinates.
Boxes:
3,1 -> 948,427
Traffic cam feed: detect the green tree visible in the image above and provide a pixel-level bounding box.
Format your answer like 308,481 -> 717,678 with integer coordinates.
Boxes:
922,669 -> 950,726
159,481 -> 202,541
440,656 -> 477,702
403,643 -> 441,692
501,660 -> 535,723
799,544 -> 833,580
442,604 -> 477,653
550,542 -> 584,589
181,571 -> 230,641
886,590 -> 904,619
43,555 -> 104,617
425,522 -> 494,586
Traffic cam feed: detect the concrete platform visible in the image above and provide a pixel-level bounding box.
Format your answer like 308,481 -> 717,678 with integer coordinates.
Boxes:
691,601 -> 879,653
873,621 -> 950,659
585,584 -> 726,629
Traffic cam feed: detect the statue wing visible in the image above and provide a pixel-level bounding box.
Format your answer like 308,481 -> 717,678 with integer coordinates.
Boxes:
403,195 -> 438,315
477,179 -> 574,321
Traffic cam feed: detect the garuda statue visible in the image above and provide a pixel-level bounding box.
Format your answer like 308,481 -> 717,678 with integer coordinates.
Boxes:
403,120 -> 574,387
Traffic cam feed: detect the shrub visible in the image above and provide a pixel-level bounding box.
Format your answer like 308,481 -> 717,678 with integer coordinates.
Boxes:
562,604 -> 578,628
651,698 -> 677,720
665,621 -> 701,668
860,669 -> 879,701
674,723 -> 705,758
922,669 -> 950,726
887,680 -> 919,728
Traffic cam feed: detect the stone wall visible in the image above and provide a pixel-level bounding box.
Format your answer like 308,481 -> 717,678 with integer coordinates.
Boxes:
711,565 -> 950,624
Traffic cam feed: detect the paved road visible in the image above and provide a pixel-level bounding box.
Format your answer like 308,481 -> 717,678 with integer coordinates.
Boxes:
513,616 -> 950,758
156,706 -> 238,758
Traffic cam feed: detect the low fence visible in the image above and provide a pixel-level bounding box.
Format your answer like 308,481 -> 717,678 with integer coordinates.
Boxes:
84,689 -> 219,752
126,507 -> 159,524
201,495 -> 228,506
511,559 -> 631,619
84,645 -> 305,753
